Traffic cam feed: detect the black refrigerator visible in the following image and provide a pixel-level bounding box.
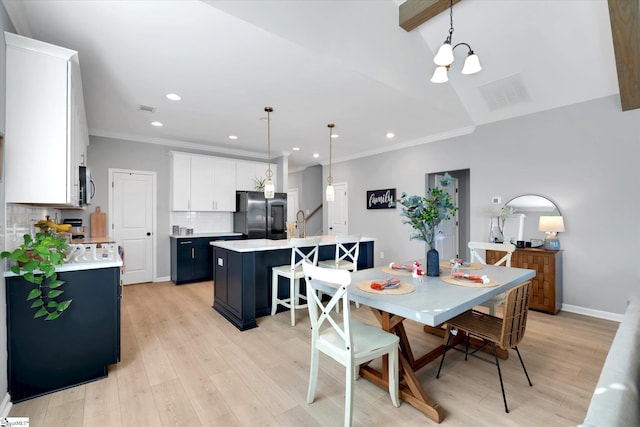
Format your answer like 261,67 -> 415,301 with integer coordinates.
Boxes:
233,191 -> 287,240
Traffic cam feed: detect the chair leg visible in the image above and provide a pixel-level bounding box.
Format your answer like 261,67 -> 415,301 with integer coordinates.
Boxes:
388,348 -> 400,407
345,359 -> 354,427
436,328 -> 454,379
307,347 -> 319,404
290,277 -> 297,326
514,346 -> 533,387
464,334 -> 471,361
491,342 -> 509,413
271,272 -> 279,316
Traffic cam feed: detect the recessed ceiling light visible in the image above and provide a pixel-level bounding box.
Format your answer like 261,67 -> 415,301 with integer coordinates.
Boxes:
151,121 -> 163,127
166,93 -> 181,101
228,135 -> 238,140
386,132 -> 395,139
313,153 -> 319,158
292,147 -> 300,151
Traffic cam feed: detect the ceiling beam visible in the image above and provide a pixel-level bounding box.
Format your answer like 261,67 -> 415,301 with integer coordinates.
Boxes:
608,0 -> 640,111
399,0 -> 461,32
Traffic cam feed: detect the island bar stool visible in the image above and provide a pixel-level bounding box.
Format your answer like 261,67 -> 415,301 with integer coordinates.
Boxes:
468,241 -> 516,315
302,262 -> 400,426
318,234 -> 362,311
271,237 -> 320,326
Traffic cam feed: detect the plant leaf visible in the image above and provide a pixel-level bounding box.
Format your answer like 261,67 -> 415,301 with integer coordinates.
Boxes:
48,279 -> 64,289
27,288 -> 42,301
57,300 -> 72,312
47,301 -> 59,308
34,307 -> 48,318
47,290 -> 64,298
45,312 -> 60,321
30,299 -> 44,308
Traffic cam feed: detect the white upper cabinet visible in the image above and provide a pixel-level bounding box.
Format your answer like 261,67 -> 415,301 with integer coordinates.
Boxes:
236,160 -> 278,192
4,32 -> 88,207
170,152 -> 237,212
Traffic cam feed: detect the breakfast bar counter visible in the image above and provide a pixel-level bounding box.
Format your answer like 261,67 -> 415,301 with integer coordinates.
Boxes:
210,236 -> 374,330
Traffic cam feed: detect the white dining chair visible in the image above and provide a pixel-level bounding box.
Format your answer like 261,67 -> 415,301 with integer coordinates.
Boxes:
468,241 -> 516,315
271,237 -> 320,326
318,234 -> 361,311
302,262 -> 400,426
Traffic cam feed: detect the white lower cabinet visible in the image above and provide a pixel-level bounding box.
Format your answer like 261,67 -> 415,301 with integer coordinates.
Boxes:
170,152 -> 237,212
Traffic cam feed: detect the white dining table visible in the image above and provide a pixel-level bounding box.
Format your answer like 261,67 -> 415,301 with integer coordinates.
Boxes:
310,262 -> 536,423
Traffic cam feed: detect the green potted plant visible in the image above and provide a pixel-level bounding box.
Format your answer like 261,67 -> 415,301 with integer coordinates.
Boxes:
1,232 -> 72,320
397,173 -> 458,276
254,176 -> 266,191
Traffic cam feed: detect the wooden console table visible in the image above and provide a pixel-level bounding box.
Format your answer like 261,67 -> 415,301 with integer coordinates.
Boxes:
486,247 -> 563,314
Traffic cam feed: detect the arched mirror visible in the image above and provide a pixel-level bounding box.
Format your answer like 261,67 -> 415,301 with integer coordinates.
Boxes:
500,194 -> 562,246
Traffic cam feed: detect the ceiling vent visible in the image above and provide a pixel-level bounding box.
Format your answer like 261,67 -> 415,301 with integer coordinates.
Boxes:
138,104 -> 156,113
478,73 -> 531,112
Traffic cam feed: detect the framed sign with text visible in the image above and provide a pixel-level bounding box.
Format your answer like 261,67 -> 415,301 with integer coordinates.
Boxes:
366,188 -> 396,209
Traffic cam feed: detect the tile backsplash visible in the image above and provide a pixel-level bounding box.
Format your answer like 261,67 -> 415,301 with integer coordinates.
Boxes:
169,211 -> 233,234
5,204 -> 63,251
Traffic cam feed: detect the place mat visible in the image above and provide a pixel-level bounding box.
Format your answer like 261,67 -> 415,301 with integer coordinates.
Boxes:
441,275 -> 499,288
381,266 -> 413,276
356,280 -> 415,295
439,261 -> 483,270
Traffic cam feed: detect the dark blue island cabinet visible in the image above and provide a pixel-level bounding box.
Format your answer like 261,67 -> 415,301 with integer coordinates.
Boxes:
170,235 -> 242,285
212,239 -> 374,331
6,266 -> 121,402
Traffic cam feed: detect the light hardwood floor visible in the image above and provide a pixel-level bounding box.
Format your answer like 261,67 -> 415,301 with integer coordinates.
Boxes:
9,280 -> 618,426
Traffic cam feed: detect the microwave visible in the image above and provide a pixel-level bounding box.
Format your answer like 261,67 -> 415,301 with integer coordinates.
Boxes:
79,166 -> 94,205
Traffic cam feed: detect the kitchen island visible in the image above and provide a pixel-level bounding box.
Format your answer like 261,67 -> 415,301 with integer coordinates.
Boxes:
210,236 -> 374,330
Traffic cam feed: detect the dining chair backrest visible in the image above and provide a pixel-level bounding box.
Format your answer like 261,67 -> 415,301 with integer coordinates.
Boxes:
499,280 -> 532,349
332,234 -> 361,271
289,237 -> 320,272
468,242 -> 516,267
302,261 -> 353,350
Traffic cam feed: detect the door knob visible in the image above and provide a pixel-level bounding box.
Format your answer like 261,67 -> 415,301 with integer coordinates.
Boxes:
146,232 -> 151,236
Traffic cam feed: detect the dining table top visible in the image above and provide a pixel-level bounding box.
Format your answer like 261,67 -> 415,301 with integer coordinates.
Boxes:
313,263 -> 536,327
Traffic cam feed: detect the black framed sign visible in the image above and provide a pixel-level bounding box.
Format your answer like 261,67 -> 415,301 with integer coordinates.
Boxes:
366,188 -> 396,209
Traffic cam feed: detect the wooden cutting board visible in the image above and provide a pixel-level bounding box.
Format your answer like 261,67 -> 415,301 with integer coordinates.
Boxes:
90,206 -> 106,238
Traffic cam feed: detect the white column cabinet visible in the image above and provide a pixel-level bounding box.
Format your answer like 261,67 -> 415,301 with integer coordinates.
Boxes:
170,152 -> 237,212
5,32 -> 88,207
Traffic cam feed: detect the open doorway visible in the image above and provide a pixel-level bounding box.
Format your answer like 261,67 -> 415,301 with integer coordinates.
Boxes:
426,169 -> 470,261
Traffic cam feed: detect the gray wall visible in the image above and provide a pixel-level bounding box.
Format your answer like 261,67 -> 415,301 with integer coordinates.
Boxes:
319,94 -> 639,315
1,11 -> 16,410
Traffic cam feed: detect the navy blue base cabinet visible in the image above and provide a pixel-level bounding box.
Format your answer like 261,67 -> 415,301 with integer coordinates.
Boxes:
171,236 -> 242,285
6,266 -> 121,402
212,241 -> 373,331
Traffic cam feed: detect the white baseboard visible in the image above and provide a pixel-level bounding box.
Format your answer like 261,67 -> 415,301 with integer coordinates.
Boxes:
0,392 -> 12,417
155,276 -> 170,282
562,304 -> 624,322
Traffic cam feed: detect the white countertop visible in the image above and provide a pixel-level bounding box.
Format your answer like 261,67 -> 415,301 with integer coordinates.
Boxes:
4,254 -> 123,277
170,232 -> 242,239
210,235 -> 375,252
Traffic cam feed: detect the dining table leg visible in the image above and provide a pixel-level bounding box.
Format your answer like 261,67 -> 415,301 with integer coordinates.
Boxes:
359,308 -> 448,423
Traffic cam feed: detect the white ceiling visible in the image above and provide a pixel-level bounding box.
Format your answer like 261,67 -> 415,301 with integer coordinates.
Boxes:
3,0 -> 619,170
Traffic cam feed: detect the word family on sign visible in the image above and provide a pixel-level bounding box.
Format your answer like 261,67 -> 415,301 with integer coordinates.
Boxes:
366,189 -> 396,209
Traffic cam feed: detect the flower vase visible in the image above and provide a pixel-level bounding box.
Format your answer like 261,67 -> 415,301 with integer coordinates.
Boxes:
426,247 -> 440,277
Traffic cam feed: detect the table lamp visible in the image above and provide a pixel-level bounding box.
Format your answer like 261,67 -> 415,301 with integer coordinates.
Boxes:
538,215 -> 565,250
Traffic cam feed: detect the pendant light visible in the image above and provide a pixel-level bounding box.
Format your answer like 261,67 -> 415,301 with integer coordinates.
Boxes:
326,123 -> 335,202
264,106 -> 275,199
430,0 -> 481,83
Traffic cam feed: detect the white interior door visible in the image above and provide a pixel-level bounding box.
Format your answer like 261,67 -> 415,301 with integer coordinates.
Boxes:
435,175 -> 459,260
327,182 -> 348,235
110,169 -> 155,285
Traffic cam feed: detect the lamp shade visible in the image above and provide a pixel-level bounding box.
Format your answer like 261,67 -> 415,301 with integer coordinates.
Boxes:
461,53 -> 482,74
430,66 -> 449,83
264,177 -> 275,199
434,42 -> 454,66
538,216 -> 565,233
325,184 -> 335,202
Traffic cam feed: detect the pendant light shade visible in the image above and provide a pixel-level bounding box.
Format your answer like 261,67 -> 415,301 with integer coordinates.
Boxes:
434,41 -> 454,66
264,106 -> 275,199
431,66 -> 449,83
461,51 -> 482,74
326,123 -> 335,202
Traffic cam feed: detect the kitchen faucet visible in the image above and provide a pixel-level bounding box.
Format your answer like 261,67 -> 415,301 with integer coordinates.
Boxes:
296,209 -> 306,238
